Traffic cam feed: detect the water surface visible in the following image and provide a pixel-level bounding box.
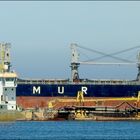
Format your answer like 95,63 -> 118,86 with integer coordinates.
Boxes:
0,121 -> 140,140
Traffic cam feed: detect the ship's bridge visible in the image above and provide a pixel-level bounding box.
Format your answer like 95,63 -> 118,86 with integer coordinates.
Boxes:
0,72 -> 17,87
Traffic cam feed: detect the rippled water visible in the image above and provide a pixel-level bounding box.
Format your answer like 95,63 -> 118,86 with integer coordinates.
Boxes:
0,121 -> 140,140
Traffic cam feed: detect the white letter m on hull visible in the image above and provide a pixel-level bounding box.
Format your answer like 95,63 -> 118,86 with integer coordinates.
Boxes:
33,86 -> 41,94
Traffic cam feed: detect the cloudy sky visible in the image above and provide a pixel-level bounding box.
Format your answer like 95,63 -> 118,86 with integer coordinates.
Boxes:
0,1 -> 140,80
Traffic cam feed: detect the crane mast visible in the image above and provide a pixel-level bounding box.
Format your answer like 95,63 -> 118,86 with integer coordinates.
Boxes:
0,43 -> 11,73
70,43 -> 80,82
137,52 -> 140,81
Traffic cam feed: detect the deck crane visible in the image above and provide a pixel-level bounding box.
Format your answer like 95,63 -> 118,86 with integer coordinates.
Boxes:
70,43 -> 140,82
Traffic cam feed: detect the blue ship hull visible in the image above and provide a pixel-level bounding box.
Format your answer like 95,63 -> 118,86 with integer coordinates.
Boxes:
16,83 -> 140,97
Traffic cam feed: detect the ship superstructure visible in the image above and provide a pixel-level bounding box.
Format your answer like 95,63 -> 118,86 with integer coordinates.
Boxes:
0,43 -> 17,110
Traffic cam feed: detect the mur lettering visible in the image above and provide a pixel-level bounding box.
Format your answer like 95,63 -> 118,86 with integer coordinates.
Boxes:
81,86 -> 88,94
33,86 -> 41,94
58,86 -> 64,94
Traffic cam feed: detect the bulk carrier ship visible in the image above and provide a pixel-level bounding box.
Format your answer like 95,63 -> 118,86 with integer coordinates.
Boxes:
1,43 -> 140,109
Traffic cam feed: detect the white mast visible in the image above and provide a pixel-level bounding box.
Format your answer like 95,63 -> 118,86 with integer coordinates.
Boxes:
137,52 -> 140,81
70,43 -> 80,82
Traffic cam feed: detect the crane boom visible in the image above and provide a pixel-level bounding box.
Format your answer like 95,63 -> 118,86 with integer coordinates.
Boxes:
79,61 -> 139,65
70,43 -> 140,81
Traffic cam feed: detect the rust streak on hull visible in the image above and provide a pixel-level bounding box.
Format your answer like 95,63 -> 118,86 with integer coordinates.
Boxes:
16,96 -> 140,109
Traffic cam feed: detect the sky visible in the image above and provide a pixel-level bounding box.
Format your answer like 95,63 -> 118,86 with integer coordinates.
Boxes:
0,1 -> 140,80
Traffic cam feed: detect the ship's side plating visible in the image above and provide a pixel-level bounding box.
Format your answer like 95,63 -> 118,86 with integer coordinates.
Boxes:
16,79 -> 140,98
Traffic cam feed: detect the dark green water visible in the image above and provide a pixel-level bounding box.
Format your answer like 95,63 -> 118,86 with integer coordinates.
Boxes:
0,121 -> 140,140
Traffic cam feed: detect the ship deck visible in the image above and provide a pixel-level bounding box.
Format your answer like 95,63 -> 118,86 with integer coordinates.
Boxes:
17,78 -> 140,85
